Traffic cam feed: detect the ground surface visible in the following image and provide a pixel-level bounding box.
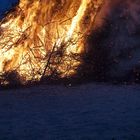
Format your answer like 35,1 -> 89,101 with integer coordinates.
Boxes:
0,83 -> 140,140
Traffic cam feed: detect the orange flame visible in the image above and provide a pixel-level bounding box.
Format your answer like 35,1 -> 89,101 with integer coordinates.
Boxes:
0,0 -> 103,84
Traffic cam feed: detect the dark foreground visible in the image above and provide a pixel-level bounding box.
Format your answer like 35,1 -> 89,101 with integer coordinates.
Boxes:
0,83 -> 140,140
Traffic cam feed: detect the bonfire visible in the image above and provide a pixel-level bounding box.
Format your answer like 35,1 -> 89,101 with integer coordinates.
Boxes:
0,0 -> 103,85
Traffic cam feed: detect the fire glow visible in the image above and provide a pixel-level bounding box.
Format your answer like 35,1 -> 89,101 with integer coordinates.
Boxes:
0,0 -> 103,85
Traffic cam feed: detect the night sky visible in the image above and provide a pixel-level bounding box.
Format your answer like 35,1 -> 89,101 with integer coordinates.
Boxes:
0,0 -> 18,18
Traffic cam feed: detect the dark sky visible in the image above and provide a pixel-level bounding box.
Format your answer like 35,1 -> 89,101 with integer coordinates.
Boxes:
0,0 -> 18,17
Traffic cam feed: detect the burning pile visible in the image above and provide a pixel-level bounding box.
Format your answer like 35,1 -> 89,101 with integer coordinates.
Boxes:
0,0 -> 103,85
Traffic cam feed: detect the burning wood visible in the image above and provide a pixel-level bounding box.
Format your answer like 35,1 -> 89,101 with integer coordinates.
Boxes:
0,0 -> 103,85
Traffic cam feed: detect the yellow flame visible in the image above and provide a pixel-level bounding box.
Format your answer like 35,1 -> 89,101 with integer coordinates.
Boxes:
0,0 -> 103,84
67,0 -> 89,39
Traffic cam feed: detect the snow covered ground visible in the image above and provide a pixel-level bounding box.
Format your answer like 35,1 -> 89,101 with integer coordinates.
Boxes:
0,83 -> 140,140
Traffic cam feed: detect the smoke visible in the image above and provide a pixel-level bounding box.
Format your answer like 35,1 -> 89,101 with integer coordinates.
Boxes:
84,0 -> 140,83
94,0 -> 140,31
126,0 -> 140,23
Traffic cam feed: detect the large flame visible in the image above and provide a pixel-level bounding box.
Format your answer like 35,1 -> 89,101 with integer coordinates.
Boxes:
0,0 -> 103,84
